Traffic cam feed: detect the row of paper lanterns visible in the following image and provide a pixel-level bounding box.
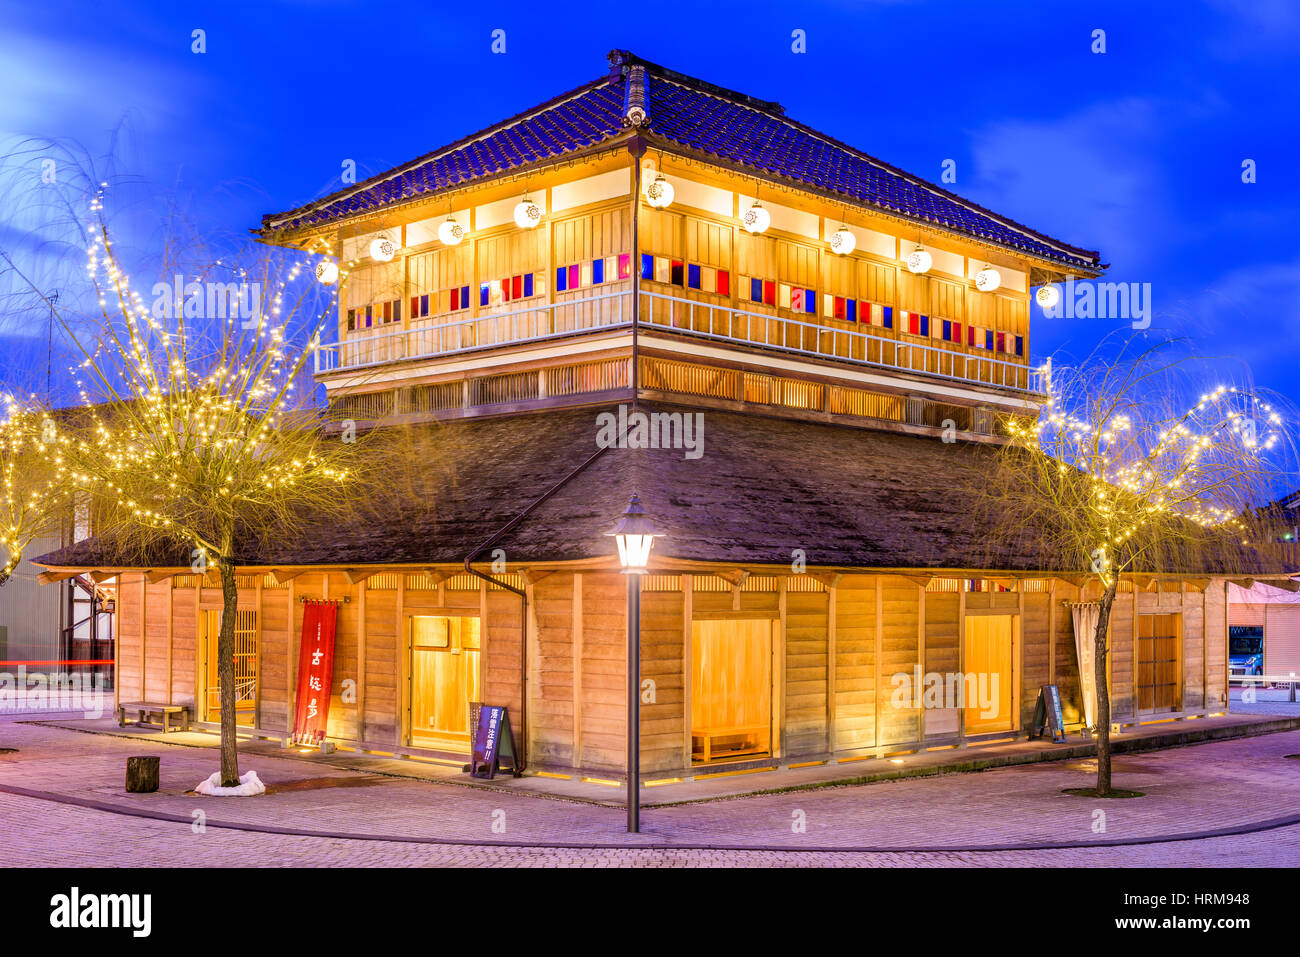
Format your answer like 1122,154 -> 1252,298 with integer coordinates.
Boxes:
647,171 -> 1006,292
316,175 -> 1010,294
315,194 -> 543,284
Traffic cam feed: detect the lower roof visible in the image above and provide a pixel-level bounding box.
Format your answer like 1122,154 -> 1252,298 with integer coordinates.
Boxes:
34,402 -> 1287,576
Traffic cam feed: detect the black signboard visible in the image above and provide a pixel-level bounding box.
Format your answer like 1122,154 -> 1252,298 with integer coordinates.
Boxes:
1030,684 -> 1066,743
469,703 -> 521,779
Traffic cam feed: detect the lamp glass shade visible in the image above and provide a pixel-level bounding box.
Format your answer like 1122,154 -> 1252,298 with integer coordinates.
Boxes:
975,266 -> 1002,292
742,202 -> 770,234
513,198 -> 542,229
615,533 -> 656,572
437,218 -> 464,245
607,493 -> 662,574
830,227 -> 856,256
906,246 -> 932,274
1035,284 -> 1060,309
314,261 -> 339,285
646,175 -> 675,209
369,237 -> 396,262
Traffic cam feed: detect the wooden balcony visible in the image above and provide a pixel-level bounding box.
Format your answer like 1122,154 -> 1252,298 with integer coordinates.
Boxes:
316,288 -> 1048,397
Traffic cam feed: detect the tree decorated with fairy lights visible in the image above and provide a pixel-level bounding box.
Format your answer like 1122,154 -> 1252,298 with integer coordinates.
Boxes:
0,401 -> 69,587
990,340 -> 1289,796
5,174 -> 366,788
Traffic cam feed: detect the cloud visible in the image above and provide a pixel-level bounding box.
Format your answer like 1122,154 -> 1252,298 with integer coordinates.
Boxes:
964,98 -> 1175,273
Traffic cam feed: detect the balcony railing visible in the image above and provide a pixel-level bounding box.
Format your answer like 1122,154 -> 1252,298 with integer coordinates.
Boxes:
639,291 -> 1046,394
316,287 -> 1047,395
315,289 -> 632,374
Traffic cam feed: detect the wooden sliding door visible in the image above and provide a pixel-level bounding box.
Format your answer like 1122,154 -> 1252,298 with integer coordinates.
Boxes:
962,614 -> 1015,734
690,619 -> 772,763
409,615 -> 480,752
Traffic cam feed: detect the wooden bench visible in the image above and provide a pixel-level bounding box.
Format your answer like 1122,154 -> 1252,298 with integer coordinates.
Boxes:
116,702 -> 190,733
691,725 -> 769,763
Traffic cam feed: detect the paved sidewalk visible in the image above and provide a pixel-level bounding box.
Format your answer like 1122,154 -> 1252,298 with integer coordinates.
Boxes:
1,718 -> 1299,861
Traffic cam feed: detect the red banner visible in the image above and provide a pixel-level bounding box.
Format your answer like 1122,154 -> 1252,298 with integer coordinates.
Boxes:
292,600 -> 338,746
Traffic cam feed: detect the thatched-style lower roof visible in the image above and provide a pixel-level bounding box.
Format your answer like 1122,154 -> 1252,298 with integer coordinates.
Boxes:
34,401 -> 1291,576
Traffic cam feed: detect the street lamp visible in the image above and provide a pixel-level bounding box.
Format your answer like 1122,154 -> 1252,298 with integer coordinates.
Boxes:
608,492 -> 662,833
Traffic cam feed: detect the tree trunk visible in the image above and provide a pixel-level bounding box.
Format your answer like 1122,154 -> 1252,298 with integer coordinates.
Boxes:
1093,579 -> 1119,796
217,560 -> 241,787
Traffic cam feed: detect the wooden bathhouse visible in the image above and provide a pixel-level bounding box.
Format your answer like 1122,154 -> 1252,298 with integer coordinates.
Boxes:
34,51 -> 1272,781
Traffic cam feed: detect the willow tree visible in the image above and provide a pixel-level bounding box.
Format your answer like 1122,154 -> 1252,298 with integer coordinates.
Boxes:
0,400 -> 69,587
11,181 -> 366,787
989,340 -> 1289,796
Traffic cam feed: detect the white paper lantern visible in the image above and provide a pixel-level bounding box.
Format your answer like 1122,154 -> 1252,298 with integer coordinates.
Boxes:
829,226 -> 856,256
1035,284 -> 1061,309
513,196 -> 542,229
742,201 -> 770,235
437,217 -> 464,245
369,236 -> 396,262
314,261 -> 339,285
906,245 -> 932,275
646,174 -> 675,209
975,265 -> 1002,292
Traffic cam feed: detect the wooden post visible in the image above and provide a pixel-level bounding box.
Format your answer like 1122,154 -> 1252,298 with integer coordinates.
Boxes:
874,576 -> 883,753
957,582 -> 966,748
1132,587 -> 1139,719
827,579 -> 838,754
357,579 -> 367,744
1048,579 -> 1057,686
139,575 -> 147,700
1017,585 -> 1025,735
253,576 -> 262,728
165,583 -> 174,706
916,582 -> 926,743
572,572 -> 584,768
775,576 -> 787,759
287,577 -> 297,732
681,574 -> 693,769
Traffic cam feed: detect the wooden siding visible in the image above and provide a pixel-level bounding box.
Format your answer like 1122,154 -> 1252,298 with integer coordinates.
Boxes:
108,569 -> 1231,773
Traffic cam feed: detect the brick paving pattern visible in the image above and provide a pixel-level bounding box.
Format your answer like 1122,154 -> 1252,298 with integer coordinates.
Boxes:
1,717 -> 1298,865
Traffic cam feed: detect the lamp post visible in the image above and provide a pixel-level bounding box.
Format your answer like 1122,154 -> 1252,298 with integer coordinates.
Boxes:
608,492 -> 662,833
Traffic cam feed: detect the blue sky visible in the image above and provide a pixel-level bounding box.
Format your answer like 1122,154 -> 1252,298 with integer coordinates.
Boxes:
1,0 -> 1297,403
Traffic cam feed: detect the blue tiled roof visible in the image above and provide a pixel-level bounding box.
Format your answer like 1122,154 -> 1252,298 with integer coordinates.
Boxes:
261,53 -> 1100,271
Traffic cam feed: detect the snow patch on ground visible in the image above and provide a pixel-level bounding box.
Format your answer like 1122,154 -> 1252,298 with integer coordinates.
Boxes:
194,770 -> 266,796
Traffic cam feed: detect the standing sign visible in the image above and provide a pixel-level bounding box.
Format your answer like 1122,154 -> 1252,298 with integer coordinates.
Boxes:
469,703 -> 520,779
291,600 -> 339,746
1030,684 -> 1066,743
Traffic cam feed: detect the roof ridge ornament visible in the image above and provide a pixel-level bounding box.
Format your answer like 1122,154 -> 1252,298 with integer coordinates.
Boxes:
623,64 -> 650,128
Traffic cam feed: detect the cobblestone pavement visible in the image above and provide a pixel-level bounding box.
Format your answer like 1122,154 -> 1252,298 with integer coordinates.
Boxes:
0,791 -> 1296,867
1,718 -> 1298,865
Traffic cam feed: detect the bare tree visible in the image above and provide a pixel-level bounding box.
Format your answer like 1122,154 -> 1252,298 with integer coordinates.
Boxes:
0,401 -> 69,587
987,339 -> 1292,796
2,169 -> 368,787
